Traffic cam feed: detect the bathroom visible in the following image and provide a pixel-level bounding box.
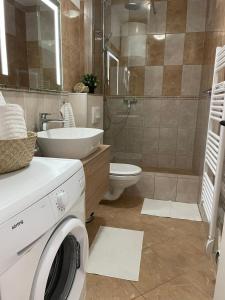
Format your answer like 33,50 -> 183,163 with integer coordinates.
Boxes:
0,0 -> 225,299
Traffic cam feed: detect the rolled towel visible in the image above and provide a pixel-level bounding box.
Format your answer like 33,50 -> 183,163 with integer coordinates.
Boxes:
60,102 -> 76,128
0,91 -> 6,105
0,104 -> 27,140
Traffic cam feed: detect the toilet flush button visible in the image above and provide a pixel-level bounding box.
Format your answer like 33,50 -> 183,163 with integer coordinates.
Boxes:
56,191 -> 68,210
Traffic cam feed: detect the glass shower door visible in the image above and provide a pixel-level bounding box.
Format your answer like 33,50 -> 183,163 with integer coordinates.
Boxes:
103,0 -> 154,97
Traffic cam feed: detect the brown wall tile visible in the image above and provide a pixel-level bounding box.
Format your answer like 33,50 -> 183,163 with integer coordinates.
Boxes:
206,0 -> 225,32
166,0 -> 187,33
43,68 -> 58,90
27,41 -> 41,69
61,0 -> 84,92
129,67 -> 145,96
164,34 -> 185,65
99,0 -> 207,99
129,5 -> 148,23
163,66 -> 182,96
147,35 -> 165,66
3,4 -> 29,88
203,32 -> 224,66
184,32 -> 205,65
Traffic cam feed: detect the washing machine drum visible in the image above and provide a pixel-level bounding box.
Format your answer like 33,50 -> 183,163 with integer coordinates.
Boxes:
31,218 -> 88,300
45,235 -> 80,299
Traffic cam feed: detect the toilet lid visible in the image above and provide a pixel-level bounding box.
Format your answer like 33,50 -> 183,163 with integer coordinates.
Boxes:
110,163 -> 142,176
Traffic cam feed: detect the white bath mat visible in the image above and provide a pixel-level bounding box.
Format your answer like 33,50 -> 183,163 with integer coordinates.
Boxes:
87,226 -> 144,281
141,198 -> 202,221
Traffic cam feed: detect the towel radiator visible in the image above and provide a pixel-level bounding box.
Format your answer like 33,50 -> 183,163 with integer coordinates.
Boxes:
201,46 -> 225,254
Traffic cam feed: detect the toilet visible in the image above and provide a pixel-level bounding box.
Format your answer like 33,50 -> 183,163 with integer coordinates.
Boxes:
104,163 -> 142,201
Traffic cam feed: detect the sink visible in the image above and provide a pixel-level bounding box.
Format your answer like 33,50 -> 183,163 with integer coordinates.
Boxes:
37,127 -> 104,159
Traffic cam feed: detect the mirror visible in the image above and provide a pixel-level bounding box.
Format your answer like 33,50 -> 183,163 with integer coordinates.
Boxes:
107,50 -> 120,96
0,0 -> 62,91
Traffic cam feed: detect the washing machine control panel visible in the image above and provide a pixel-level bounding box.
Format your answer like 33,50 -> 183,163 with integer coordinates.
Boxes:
56,190 -> 69,211
50,167 -> 85,218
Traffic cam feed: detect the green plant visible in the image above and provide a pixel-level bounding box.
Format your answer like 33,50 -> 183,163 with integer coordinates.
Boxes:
82,74 -> 99,90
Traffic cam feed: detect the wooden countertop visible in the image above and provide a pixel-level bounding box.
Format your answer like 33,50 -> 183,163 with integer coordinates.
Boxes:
81,145 -> 111,166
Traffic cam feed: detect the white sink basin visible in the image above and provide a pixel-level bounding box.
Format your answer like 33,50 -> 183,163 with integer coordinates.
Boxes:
37,127 -> 104,159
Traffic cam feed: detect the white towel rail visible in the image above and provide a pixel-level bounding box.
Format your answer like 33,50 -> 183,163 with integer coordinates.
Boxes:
201,47 -> 225,254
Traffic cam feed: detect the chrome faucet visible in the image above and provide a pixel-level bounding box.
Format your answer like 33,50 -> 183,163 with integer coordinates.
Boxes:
39,113 -> 64,131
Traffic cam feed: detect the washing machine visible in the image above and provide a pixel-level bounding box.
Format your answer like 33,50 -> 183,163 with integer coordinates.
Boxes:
0,157 -> 89,300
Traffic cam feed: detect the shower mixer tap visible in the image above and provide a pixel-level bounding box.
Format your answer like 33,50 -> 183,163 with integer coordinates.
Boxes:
123,97 -> 137,109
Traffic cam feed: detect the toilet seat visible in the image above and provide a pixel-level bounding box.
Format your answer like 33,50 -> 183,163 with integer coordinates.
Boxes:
104,163 -> 142,201
110,163 -> 142,176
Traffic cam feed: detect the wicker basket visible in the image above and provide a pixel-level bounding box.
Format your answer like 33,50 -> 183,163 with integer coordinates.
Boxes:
0,132 -> 37,174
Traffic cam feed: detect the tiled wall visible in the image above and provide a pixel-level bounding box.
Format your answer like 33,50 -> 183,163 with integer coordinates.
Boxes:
1,1 -> 60,90
61,0 -> 85,92
0,1 -> 29,88
92,0 -> 104,94
0,89 -> 65,132
193,0 -> 225,176
1,0 -> 89,92
26,7 -> 58,90
108,0 -> 207,97
191,0 -> 225,234
26,8 -> 57,90
125,171 -> 200,204
193,93 -> 210,175
0,89 -> 103,133
104,0 -> 208,172
104,96 -> 198,171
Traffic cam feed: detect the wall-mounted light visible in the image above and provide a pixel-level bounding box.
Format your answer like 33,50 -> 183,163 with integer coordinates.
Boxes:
153,34 -> 165,41
107,51 -> 119,95
65,0 -> 80,18
41,0 -> 61,86
64,9 -> 80,19
0,0 -> 8,76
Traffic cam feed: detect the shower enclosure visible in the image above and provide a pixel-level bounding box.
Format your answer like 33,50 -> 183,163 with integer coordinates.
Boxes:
93,0 -> 207,175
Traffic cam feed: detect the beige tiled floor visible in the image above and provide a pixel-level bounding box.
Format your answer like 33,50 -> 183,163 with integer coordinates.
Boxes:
86,195 -> 216,300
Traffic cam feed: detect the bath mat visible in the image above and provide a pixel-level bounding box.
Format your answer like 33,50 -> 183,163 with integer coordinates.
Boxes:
141,199 -> 202,221
87,226 -> 144,281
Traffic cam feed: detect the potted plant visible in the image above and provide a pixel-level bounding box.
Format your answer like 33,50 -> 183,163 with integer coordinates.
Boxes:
81,74 -> 99,94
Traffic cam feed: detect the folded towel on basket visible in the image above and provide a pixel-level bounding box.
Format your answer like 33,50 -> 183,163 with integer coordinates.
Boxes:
60,102 -> 76,127
0,104 -> 27,140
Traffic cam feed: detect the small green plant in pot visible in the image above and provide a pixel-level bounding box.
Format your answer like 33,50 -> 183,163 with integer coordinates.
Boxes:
82,74 -> 99,93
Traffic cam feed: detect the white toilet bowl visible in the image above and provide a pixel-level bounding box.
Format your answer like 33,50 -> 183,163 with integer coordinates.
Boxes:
104,163 -> 142,201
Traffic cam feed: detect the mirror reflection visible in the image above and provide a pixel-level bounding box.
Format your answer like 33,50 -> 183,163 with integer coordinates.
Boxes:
0,0 -> 61,91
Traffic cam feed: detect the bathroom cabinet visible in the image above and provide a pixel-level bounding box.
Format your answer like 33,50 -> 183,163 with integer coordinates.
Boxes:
81,145 -> 110,220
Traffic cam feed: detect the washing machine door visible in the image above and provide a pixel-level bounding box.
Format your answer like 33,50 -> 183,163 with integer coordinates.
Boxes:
30,217 -> 88,300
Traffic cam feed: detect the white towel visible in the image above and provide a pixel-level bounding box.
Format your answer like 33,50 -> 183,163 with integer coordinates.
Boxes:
60,102 -> 76,128
0,104 -> 27,140
0,92 -> 6,105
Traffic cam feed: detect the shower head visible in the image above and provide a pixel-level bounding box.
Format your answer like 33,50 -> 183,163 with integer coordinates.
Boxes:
125,1 -> 141,10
